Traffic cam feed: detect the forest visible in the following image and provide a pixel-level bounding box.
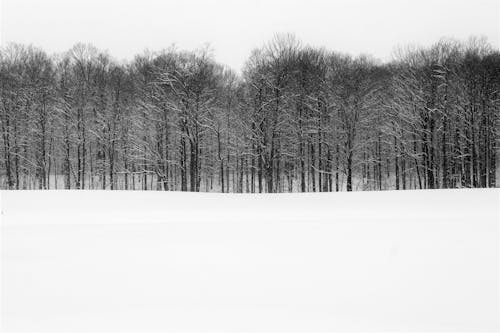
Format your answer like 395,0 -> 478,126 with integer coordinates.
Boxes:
0,34 -> 498,192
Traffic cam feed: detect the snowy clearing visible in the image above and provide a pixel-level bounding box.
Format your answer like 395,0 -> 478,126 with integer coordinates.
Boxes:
1,189 -> 499,332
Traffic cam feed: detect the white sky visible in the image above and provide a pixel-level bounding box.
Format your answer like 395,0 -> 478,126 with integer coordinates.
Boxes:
1,0 -> 499,71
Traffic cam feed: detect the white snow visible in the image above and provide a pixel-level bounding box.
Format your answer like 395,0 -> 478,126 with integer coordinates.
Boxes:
1,189 -> 499,332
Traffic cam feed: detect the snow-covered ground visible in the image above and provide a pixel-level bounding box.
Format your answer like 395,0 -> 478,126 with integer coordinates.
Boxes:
1,189 -> 499,332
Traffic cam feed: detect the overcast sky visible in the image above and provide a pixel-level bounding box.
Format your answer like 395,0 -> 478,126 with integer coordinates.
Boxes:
1,0 -> 499,71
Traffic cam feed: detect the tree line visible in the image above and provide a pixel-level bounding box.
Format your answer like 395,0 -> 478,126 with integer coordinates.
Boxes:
0,35 -> 498,191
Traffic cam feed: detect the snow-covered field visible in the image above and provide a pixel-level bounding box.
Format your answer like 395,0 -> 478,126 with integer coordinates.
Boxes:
1,189 -> 499,332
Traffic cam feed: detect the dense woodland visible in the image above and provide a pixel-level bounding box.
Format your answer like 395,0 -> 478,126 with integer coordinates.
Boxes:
0,35 -> 498,191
